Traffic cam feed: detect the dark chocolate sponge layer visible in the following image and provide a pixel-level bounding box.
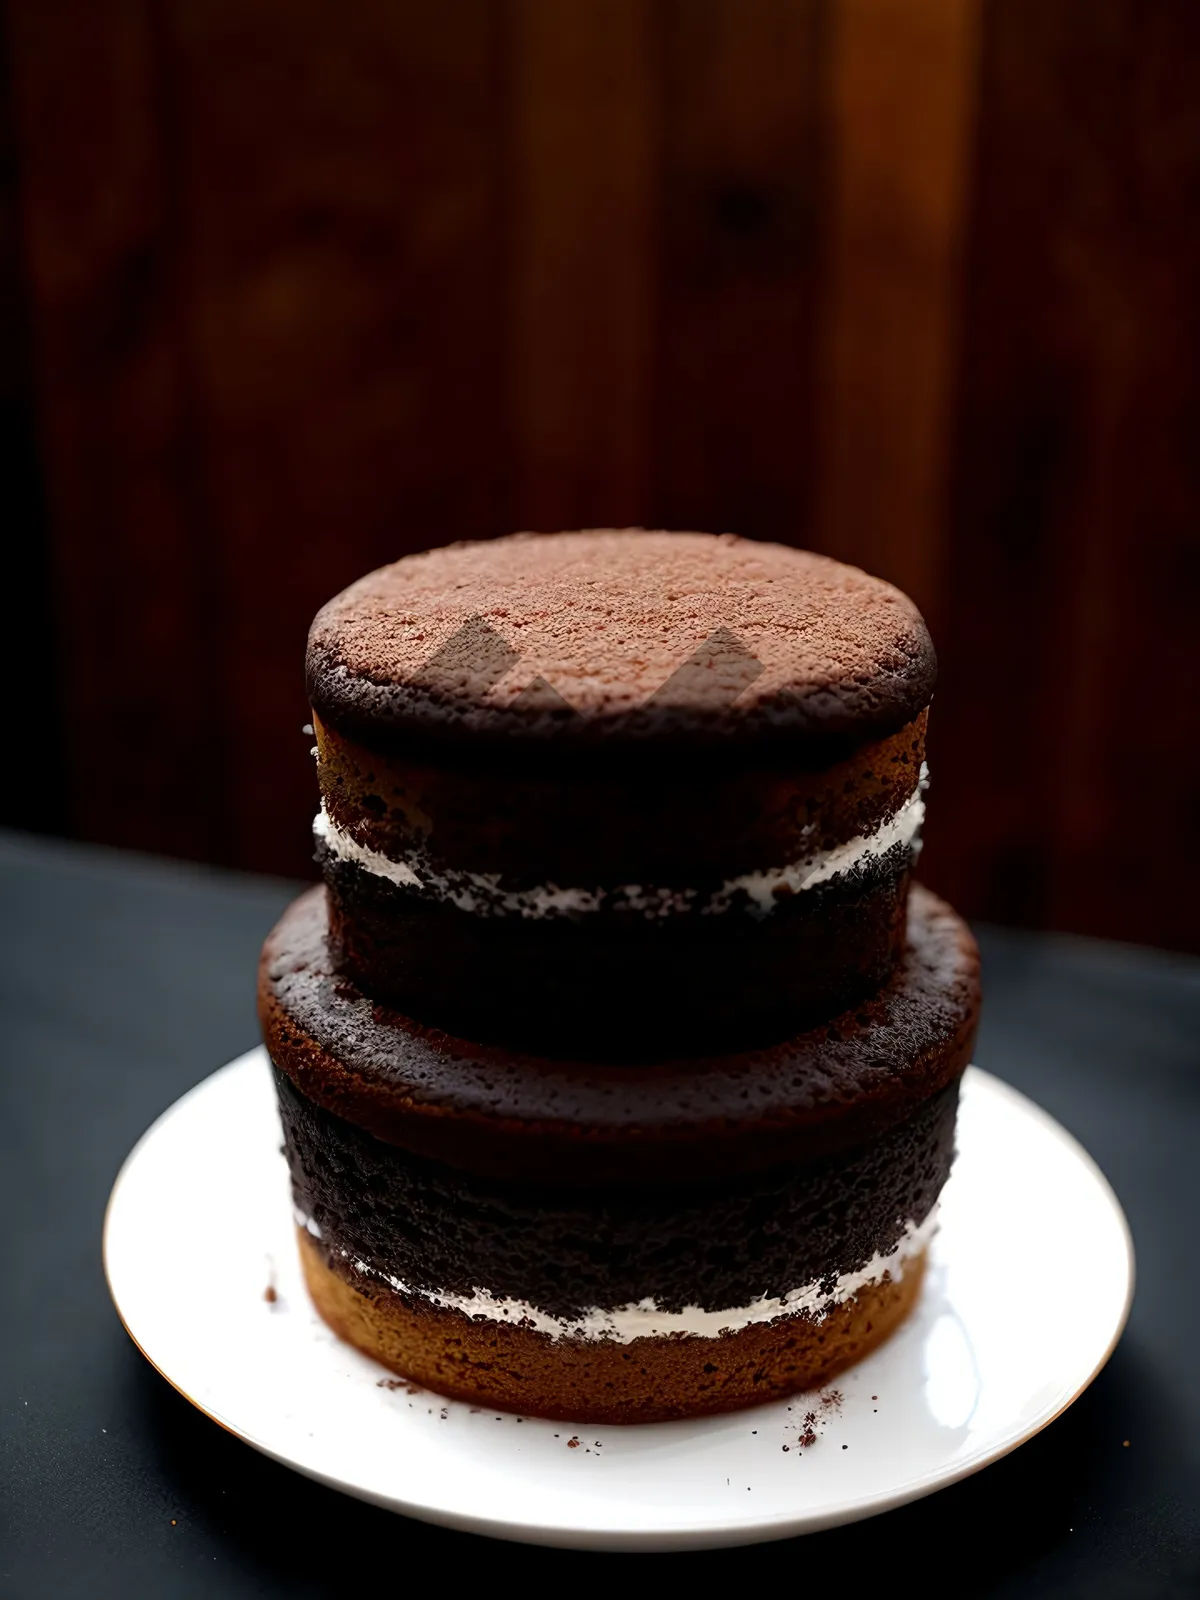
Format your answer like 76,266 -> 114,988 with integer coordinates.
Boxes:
278,1068 -> 957,1319
314,712 -> 927,882
320,843 -> 910,1056
314,702 -> 926,1052
259,882 -> 980,1187
306,530 -> 936,756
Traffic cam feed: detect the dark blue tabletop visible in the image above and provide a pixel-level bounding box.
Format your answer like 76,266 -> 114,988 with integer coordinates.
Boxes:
1,830 -> 1197,1596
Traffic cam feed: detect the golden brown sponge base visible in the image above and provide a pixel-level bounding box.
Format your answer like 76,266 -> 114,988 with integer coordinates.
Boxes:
298,1228 -> 926,1425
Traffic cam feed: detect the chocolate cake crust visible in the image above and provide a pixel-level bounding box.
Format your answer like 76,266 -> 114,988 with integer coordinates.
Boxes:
259,882 -> 980,1186
306,530 -> 936,756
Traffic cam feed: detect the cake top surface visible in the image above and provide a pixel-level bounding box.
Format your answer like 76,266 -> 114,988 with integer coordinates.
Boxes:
306,530 -> 935,754
260,883 -> 979,1186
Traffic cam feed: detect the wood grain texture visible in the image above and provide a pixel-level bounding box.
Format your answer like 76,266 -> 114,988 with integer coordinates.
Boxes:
652,0 -> 825,541
6,0 -> 1200,945
6,0 -> 222,859
508,0 -> 654,530
0,17 -> 64,835
814,0 -> 980,634
922,0 -> 1200,950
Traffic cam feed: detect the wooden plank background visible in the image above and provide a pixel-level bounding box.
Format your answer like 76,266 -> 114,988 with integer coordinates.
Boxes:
4,0 -> 1199,950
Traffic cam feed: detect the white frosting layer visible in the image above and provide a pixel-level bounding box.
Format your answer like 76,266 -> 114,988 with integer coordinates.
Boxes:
314,807 -> 422,889
710,776 -> 926,913
313,764 -> 927,920
297,1209 -> 936,1344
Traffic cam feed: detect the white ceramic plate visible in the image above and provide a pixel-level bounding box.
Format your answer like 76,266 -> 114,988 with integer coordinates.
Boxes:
104,1049 -> 1133,1551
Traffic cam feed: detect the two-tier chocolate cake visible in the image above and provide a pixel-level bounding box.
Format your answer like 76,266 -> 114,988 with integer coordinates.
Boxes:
260,530 -> 981,1423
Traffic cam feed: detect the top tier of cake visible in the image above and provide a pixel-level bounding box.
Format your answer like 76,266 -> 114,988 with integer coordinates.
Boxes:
308,529 -> 935,753
306,530 -> 936,1057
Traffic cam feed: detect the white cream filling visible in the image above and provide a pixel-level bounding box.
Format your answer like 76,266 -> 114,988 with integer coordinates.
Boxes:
313,763 -> 927,920
313,807 -> 423,889
296,1209 -> 936,1343
710,776 -> 926,913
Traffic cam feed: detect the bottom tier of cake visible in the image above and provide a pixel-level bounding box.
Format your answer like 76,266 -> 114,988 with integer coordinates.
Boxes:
261,883 -> 980,1422
275,1065 -> 957,1422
